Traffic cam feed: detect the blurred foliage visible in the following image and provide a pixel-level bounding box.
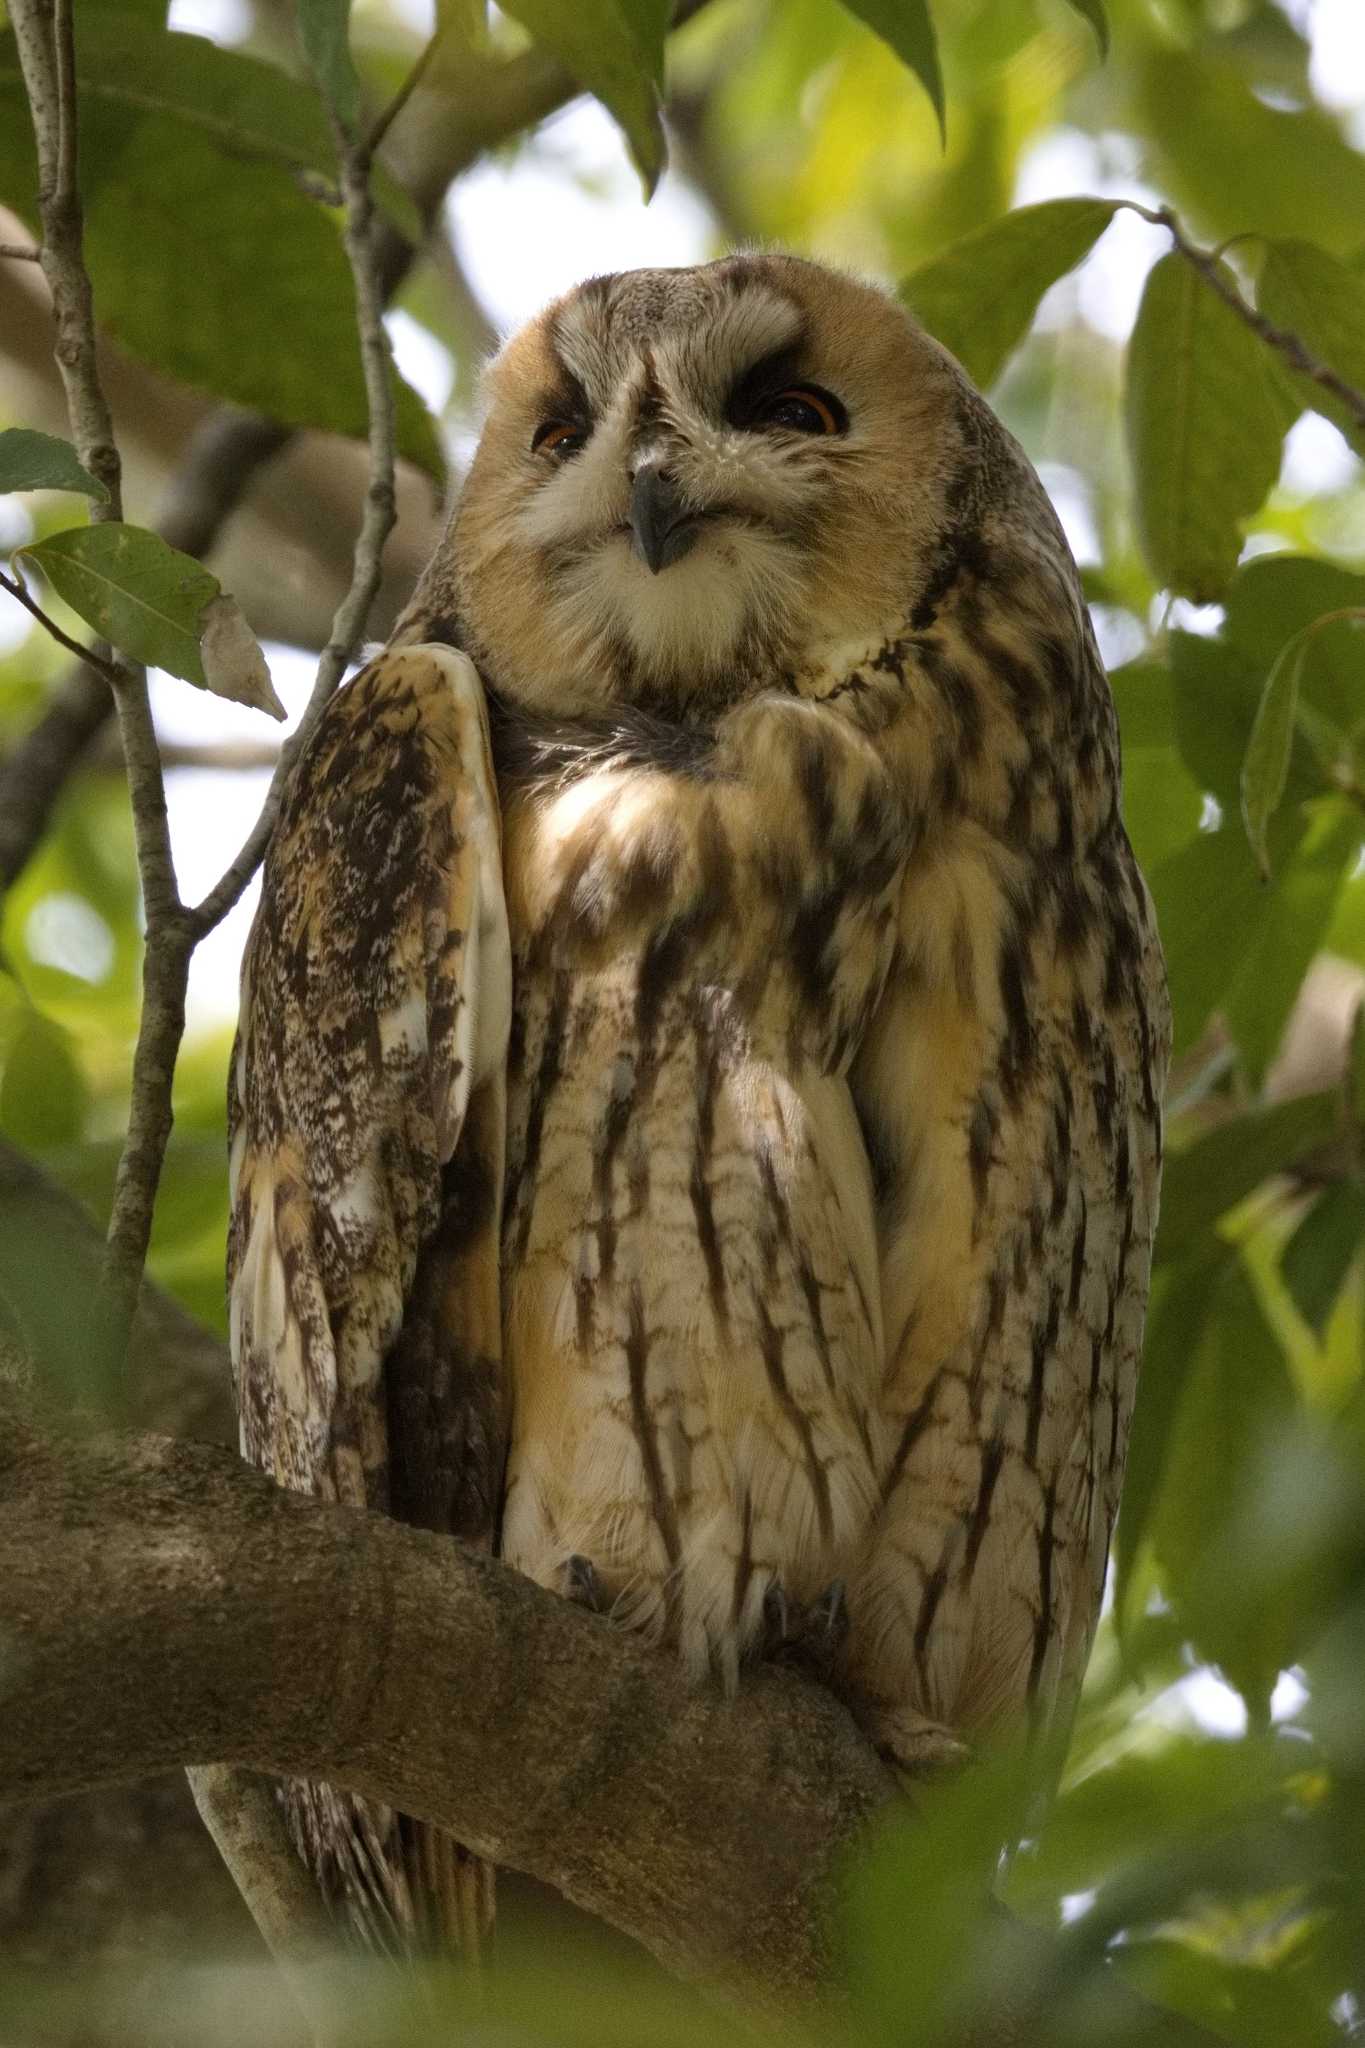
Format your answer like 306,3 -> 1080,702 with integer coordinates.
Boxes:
2,0 -> 1365,2041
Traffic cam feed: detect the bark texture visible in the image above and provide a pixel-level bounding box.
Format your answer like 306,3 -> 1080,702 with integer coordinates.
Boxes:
0,1409 -> 892,2002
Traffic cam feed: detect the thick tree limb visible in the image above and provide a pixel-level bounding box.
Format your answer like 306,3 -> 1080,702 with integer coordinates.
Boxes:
0,1402 -> 1232,2048
0,1413 -> 892,2006
0,1142 -> 1224,2045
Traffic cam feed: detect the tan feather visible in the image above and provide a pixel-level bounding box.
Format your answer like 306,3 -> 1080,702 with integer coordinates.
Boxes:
235,255 -> 1168,1961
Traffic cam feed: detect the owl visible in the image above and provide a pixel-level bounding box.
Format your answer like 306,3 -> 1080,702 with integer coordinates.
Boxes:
227,254 -> 1169,1953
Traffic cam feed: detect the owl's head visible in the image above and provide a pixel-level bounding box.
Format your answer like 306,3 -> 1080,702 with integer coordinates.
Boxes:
419,253 -> 1033,717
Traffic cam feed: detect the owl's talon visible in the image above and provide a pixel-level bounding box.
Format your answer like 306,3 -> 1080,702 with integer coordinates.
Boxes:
805,1578 -> 851,1668
562,1554 -> 607,1612
760,1577 -> 848,1683
856,1700 -> 972,1783
761,1579 -> 790,1656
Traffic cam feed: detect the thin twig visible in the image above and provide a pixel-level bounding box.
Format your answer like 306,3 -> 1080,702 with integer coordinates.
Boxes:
10,0 -> 187,1376
1124,201 -> 1365,440
0,564 -> 119,679
189,118 -> 399,940
365,21 -> 447,160
90,734 -> 283,773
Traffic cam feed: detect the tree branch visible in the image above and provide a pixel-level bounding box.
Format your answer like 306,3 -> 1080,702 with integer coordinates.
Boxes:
1125,202 -> 1365,440
0,562 -> 120,678
364,19 -> 447,162
0,1144 -> 1225,2047
187,1764 -> 341,2044
0,1409 -> 894,2003
10,0 -> 187,1373
0,1401 -> 1225,2047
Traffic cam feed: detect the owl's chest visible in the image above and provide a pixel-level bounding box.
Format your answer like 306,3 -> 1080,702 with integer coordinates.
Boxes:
497,934 -> 887,1682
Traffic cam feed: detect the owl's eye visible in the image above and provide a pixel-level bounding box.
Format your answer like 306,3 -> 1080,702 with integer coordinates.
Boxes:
532,420 -> 587,458
752,386 -> 846,436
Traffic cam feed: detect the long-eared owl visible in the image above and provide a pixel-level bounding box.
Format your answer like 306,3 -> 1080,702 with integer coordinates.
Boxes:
227,253 -> 1169,1949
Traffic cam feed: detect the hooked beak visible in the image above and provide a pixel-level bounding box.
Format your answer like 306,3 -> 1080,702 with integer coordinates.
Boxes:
629,465 -> 702,575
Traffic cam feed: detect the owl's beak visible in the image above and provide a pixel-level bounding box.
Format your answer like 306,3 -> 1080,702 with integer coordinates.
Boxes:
629,464 -> 701,575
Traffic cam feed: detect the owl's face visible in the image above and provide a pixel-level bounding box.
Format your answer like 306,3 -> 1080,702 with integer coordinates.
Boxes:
446,254 -> 987,717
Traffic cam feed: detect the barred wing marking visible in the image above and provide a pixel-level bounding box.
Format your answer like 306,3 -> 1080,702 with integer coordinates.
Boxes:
227,643 -> 509,1948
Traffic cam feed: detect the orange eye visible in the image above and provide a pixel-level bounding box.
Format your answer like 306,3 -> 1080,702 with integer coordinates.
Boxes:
532,420 -> 587,457
756,387 -> 845,435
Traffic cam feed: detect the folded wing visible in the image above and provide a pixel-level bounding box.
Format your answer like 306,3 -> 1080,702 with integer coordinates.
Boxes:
228,643 -> 510,1952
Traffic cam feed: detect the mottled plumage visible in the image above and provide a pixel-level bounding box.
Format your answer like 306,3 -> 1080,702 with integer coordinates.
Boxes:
229,646 -> 507,1948
229,253 -> 1168,1945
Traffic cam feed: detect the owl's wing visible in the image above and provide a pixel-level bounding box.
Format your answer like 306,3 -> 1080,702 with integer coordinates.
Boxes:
844,623 -> 1167,1773
227,642 -> 510,1951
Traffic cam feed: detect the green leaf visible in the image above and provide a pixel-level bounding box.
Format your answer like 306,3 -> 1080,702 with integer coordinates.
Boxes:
0,31 -> 441,473
296,0 -> 361,126
1060,0 -> 1108,56
1137,45 -> 1365,261
1151,801 -> 1359,1076
1010,1729 -> 1300,1913
1109,662 -> 1205,870
1150,1257 -> 1297,1713
845,1746 -> 1035,2041
1282,1181 -> 1365,1338
901,198 -> 1118,390
1125,251 -> 1290,601
1258,238 -> 1365,454
0,1012 -> 89,1149
27,13 -> 340,185
1225,807 -> 1361,1082
1167,630 -> 1321,819
839,0 -> 944,141
1117,1246 -> 1226,1617
617,0 -> 670,87
1241,625 -> 1313,880
1225,555 -> 1361,657
0,429 -> 108,502
1156,1093 -> 1339,1262
437,0 -> 488,49
497,0 -> 665,192
1224,556 -> 1365,744
1117,1937 -> 1344,2048
19,524 -> 218,687
14,519 -> 281,708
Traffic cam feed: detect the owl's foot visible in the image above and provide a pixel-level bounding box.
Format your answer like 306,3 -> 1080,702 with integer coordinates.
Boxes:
856,1700 -> 971,1783
761,1577 -> 850,1686
561,1553 -> 608,1613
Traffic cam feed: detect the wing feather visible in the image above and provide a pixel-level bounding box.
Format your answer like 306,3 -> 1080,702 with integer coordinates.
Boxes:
228,643 -> 510,1952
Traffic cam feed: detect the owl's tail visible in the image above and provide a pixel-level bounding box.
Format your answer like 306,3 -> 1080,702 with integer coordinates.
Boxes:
406,1819 -> 495,1962
283,1781 -> 494,1967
